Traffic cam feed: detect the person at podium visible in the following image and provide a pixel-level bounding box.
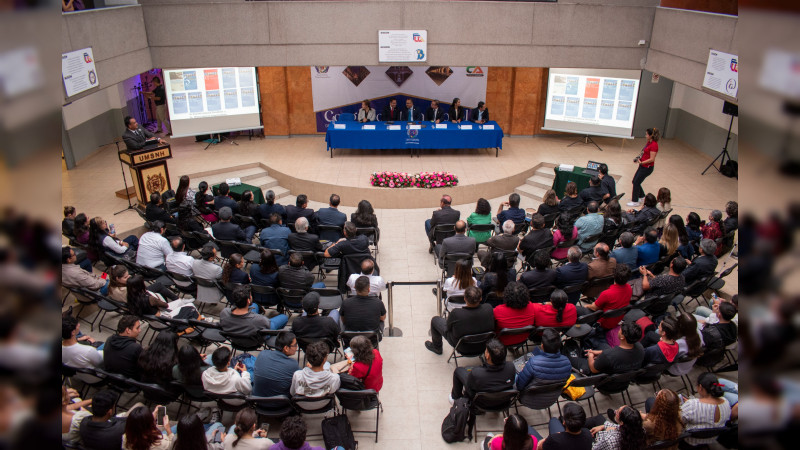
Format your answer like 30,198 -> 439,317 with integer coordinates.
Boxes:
122,116 -> 166,150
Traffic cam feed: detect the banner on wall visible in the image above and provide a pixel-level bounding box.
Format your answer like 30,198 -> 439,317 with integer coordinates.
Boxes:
311,66 -> 488,132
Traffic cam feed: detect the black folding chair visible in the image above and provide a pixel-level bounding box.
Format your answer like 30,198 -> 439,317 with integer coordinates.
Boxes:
277,287 -> 308,314
497,325 -> 536,356
247,395 -> 296,421
205,391 -> 248,413
354,227 -> 379,256
430,223 -> 456,253
335,389 -> 383,442
448,331 -> 496,367
560,373 -> 608,416
340,330 -> 380,350
470,390 -> 520,442
516,380 -> 566,425
528,286 -> 556,303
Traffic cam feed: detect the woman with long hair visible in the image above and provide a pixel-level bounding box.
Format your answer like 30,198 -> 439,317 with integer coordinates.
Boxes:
685,212 -> 703,243
442,258 -> 478,311
347,335 -> 383,392
551,216 -> 578,260
642,389 -> 684,448
655,187 -> 671,231
668,215 -> 695,259
591,405 -> 647,450
249,249 -> 279,307
223,408 -> 272,449
237,191 -> 258,241
537,189 -> 560,218
173,344 -> 209,390
681,373 -> 732,446
532,288 -> 577,328
174,175 -> 194,207
558,182 -> 583,213
482,252 -> 514,306
109,265 -> 177,303
126,274 -> 196,319
172,413 -> 225,450
123,405 -> 172,450
628,127 -> 660,207
484,414 -> 537,450
601,199 -> 627,247
350,199 -> 379,243
222,253 -> 250,285
448,97 -> 464,123
89,216 -> 138,257
661,223 -> 680,258
467,198 -> 493,244
137,330 -> 179,385
74,213 -> 90,244
668,312 -> 704,377
195,181 -> 218,223
494,282 -> 536,346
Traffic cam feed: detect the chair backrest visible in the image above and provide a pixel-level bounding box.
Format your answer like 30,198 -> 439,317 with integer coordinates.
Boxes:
528,286 -> 556,303
194,276 -> 226,304
595,369 -> 644,394
335,389 -> 380,411
354,227 -> 378,245
565,373 -> 608,389
518,380 -> 567,410
513,222 -> 529,235
291,393 -> 337,415
642,292 -> 676,317
205,391 -> 248,411
338,253 -> 378,294
492,249 -> 518,268
468,223 -> 494,234
250,283 -> 279,307
216,239 -> 240,258
555,237 -> 577,249
602,305 -> 631,320
687,426 -> 728,440
234,214 -> 257,227
562,282 -> 588,303
442,252 -> 473,278
471,389 -> 519,413
543,212 -> 559,229
246,395 -> 295,417
454,331 -> 496,356
220,329 -> 265,351
635,362 -> 672,384
340,330 -> 379,349
127,379 -> 181,404
432,223 -> 456,245
582,275 -> 614,296
683,275 -> 712,298
575,309 -> 604,325
497,326 -> 536,343
277,287 -> 308,311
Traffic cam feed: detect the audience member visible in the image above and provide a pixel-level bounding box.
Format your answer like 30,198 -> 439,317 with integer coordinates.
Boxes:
345,258 -> 386,295
681,373 -> 732,446
340,276 -> 386,336
532,289 -> 577,328
278,252 -> 316,290
137,330 -> 178,386
590,406 -> 647,450
635,256 -> 687,300
450,338 -> 515,403
172,345 -> 209,391
350,199 -> 380,241
484,414 -> 537,450
496,193 -> 526,227
554,246 -> 588,303
574,201 -> 604,251
478,219 -> 518,268
655,187 -> 672,230
558,182 -> 583,213
292,292 -> 341,344
537,402 -> 592,450
172,413 -> 226,450
62,315 -> 103,369
515,328 -> 571,390
626,193 -> 661,234
570,321 -> 644,381
436,220 -> 476,267
62,385 -> 92,445
578,264 -> 631,334
682,239 -> 718,284
285,195 -> 315,230
253,332 -> 300,397
74,213 -> 91,245
721,201 -> 738,251
290,340 -> 340,396
257,189 -> 287,224
466,198 -> 493,244
668,312 -> 704,377
601,200 -> 627,246
643,315 -> 680,365
685,212 -> 703,243
213,183 -> 238,213
259,213 -> 290,266
695,294 -> 738,327
78,390 -> 128,450
642,389 -> 684,447
268,416 -> 322,450
195,181 -> 218,223
237,191 -> 259,242
701,302 -> 738,349
314,194 -> 347,241
222,253 -> 251,287
63,205 -> 77,235
135,221 -> 173,269
579,177 -> 606,205
126,273 -> 196,320
701,209 -> 724,245
108,265 -> 177,306
519,249 -> 557,292
660,223 -> 680,258
202,346 -> 252,396
145,192 -> 175,225
440,259 -> 478,311
609,232 -> 638,271
537,189 -> 561,218
519,214 -> 553,259
224,409 -> 273,449
345,335 -> 384,391
425,194 -> 460,246
213,207 -> 247,243
481,253 -> 515,306
494,282 -> 536,345
324,222 -> 370,258
551,216 -> 578,260
585,242 -> 617,298
104,315 -> 143,379
62,246 -> 109,294
250,249 -> 280,307
426,286 -> 493,355
220,285 -> 288,341
634,227 -> 662,267
165,237 -> 194,277
89,216 -> 138,258
287,217 -> 323,256
598,164 -> 616,202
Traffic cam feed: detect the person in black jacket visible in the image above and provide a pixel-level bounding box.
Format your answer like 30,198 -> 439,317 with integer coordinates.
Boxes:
425,286 -> 494,355
144,192 -> 175,224
213,182 -> 238,213
103,315 -> 143,379
450,338 -> 515,402
78,390 -> 132,450
211,207 -> 246,242
425,194 -> 461,246
323,222 -> 369,258
285,194 -> 315,231
292,292 -> 341,345
682,239 -> 718,285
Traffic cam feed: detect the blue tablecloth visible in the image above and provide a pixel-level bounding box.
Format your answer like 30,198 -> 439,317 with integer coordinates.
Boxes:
324,120 -> 504,157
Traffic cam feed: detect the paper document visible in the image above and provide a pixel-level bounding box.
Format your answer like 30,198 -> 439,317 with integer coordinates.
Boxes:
482,124 -> 494,130
460,125 -> 473,130
362,124 -> 375,130
333,124 -> 346,129
409,125 -> 421,130
388,125 -> 401,130
435,124 -> 448,129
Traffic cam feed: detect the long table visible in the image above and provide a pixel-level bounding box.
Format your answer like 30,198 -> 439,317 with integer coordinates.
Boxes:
552,166 -> 594,197
211,182 -> 266,204
324,120 -> 504,157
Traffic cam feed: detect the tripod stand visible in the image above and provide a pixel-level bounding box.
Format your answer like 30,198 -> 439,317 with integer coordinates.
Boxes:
203,132 -> 240,150
702,114 -> 735,175
114,140 -> 138,216
567,134 -> 602,151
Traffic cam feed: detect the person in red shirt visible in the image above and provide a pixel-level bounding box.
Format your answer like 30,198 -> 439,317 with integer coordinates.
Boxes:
494,282 -> 536,346
644,315 -> 680,364
347,335 -> 383,392
578,264 -> 632,331
532,288 -> 577,328
628,127 -> 659,207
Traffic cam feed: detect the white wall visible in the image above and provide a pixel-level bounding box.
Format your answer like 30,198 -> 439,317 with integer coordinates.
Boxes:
669,83 -> 738,134
63,85 -> 126,130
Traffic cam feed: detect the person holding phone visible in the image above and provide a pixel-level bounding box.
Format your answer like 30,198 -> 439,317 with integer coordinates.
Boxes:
223,409 -> 274,449
122,405 -> 173,450
172,413 -> 225,450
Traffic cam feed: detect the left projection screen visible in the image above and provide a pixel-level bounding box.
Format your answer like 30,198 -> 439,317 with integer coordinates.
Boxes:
163,67 -> 262,138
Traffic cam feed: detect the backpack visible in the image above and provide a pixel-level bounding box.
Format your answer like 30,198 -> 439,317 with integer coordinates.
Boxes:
321,413 -> 357,450
720,160 -> 738,178
441,397 -> 472,443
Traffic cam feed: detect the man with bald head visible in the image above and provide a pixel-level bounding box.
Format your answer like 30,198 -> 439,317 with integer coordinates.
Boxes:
425,194 -> 461,252
584,242 -> 617,299
437,220 -> 476,267
346,258 -> 386,295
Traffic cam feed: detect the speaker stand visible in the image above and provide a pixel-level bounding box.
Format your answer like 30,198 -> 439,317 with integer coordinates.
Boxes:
568,135 -> 602,151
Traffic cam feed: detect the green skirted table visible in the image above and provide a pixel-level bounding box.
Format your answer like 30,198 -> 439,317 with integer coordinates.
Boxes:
552,166 -> 594,197
211,182 -> 266,204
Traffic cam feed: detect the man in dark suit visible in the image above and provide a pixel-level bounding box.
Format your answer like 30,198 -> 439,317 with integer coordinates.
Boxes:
314,194 -> 347,241
211,207 -> 246,242
288,217 -> 323,269
437,220 -> 476,267
144,192 -> 175,224
213,182 -> 238,213
469,101 -> 489,124
257,190 -> 287,224
425,99 -> 443,124
682,239 -> 718,284
425,195 -> 461,246
382,97 -> 400,121
122,116 -> 165,150
402,98 -> 421,121
518,213 -> 552,259
285,194 -> 315,232
555,246 -> 589,303
579,177 -> 607,205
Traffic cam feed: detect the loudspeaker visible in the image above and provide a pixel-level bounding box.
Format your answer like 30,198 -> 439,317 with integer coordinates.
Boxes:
722,101 -> 738,117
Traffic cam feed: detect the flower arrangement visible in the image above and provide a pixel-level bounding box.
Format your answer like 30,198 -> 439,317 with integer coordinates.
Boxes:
370,171 -> 459,189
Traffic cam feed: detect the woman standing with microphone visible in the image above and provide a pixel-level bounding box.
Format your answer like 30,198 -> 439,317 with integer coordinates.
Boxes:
628,127 -> 660,207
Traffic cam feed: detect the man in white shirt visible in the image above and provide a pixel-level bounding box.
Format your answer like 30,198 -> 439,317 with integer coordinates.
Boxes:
135,220 -> 173,269
165,236 -> 196,292
62,315 -> 103,370
345,259 -> 386,296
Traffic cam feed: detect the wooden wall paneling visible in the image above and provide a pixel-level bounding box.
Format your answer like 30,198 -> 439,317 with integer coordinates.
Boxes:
285,66 -> 319,135
257,67 -> 290,136
486,67 -> 513,134
509,68 -> 542,136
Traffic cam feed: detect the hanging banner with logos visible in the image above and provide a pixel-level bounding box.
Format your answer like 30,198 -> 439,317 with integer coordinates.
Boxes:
702,49 -> 738,99
379,30 -> 427,63
62,47 -> 99,98
311,66 -> 488,132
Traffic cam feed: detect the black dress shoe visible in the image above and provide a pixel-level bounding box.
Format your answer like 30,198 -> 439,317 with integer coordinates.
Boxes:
424,341 -> 443,355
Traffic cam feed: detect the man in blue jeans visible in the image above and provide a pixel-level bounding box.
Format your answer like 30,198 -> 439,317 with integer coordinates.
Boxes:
220,285 -> 289,334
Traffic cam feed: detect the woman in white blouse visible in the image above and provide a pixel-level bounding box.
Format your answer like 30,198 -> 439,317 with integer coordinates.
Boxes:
357,99 -> 376,122
441,258 -> 478,312
88,216 -> 138,257
680,372 -> 732,446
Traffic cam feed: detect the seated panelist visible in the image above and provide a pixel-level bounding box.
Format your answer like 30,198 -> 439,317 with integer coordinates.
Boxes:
357,99 -> 375,122
470,101 -> 489,124
402,98 -> 421,122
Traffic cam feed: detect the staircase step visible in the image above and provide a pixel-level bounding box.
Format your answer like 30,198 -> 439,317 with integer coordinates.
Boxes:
201,167 -> 269,186
247,175 -> 279,190
514,183 -> 546,200
271,186 -> 291,200
526,175 -> 554,190
535,167 -> 555,179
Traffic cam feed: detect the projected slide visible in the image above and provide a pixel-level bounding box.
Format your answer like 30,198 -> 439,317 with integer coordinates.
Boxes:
544,68 -> 641,139
163,67 -> 262,138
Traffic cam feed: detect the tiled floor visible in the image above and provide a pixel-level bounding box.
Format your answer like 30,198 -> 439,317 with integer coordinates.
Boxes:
63,134 -> 738,449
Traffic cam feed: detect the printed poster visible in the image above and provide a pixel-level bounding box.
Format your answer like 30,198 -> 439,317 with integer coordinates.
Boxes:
550,96 -> 565,116
619,80 -> 636,101
206,90 -> 221,111
599,100 -> 614,120
171,93 -> 187,114
222,68 -> 236,89
224,89 -> 238,109
582,98 -> 597,119
241,87 -> 255,107
238,68 -> 254,88
565,77 -> 579,95
602,79 -> 617,100
204,69 -> 219,90
584,78 -> 600,98
169,71 -> 184,92
187,91 -> 204,113
565,97 -> 580,117
183,71 -> 197,90
616,101 -> 632,121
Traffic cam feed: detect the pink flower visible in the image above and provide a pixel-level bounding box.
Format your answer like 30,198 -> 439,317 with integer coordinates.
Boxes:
389,181 -> 395,188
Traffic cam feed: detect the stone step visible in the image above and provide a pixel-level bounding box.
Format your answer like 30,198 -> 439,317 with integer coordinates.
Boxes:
514,183 -> 547,201
271,186 -> 291,200
201,167 -> 269,186
535,167 -> 555,179
247,175 -> 280,190
526,175 -> 554,190
187,162 -> 261,180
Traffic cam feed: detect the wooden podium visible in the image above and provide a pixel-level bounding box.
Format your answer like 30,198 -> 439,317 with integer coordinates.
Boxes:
118,143 -> 173,205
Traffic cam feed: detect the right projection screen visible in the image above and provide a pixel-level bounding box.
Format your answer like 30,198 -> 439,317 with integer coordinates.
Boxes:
544,68 -> 642,139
